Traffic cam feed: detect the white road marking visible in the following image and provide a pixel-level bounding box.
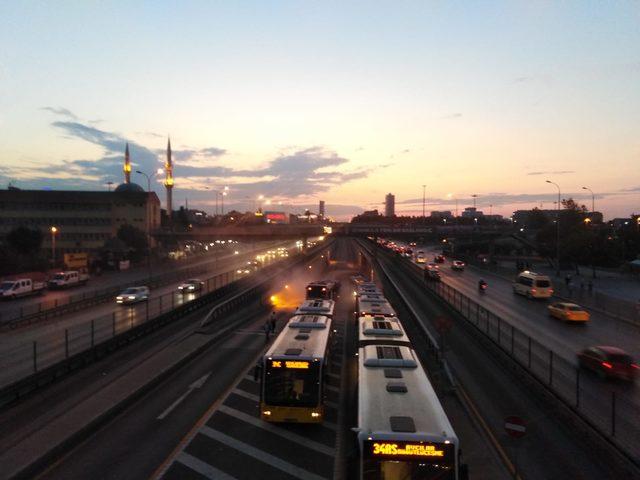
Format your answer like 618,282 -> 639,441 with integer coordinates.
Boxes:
157,373 -> 211,420
176,452 -> 239,480
218,405 -> 335,456
231,388 -> 259,402
200,426 -> 329,480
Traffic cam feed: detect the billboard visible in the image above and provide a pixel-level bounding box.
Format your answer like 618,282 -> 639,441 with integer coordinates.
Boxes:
64,252 -> 88,269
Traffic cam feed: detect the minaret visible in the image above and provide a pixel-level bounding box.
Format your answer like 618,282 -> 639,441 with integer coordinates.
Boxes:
165,137 -> 174,220
123,143 -> 131,184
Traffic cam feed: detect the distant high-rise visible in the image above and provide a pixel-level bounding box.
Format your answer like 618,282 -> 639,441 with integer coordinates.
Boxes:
319,200 -> 325,218
385,193 -> 395,217
165,138 -> 174,221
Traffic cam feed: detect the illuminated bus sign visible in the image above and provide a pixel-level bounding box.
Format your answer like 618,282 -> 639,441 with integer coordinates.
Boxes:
364,441 -> 453,462
270,360 -> 310,369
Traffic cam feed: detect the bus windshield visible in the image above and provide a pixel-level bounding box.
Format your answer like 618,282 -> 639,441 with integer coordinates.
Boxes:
264,361 -> 320,407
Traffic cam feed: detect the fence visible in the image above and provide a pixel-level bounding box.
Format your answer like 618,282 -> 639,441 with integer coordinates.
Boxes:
420,268 -> 640,463
0,242 -> 279,328
0,249 -> 288,392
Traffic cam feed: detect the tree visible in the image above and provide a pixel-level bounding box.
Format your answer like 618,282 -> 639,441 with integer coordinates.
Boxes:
116,224 -> 148,254
6,226 -> 43,255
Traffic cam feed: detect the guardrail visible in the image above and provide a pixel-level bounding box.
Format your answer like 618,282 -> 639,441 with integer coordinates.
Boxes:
0,241 -> 332,406
373,241 -> 640,467
0,242 -> 282,328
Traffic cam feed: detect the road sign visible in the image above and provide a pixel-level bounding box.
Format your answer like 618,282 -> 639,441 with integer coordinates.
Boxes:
434,316 -> 453,334
504,416 -> 526,438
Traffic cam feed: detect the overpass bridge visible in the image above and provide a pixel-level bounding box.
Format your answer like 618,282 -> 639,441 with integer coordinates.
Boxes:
153,223 -> 325,241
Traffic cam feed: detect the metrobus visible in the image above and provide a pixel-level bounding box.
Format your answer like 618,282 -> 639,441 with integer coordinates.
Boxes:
356,344 -> 465,479
356,297 -> 396,318
260,314 -> 333,423
358,315 -> 411,348
295,299 -> 335,318
306,280 -> 339,300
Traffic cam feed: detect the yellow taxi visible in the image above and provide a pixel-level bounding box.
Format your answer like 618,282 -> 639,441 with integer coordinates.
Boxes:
548,302 -> 590,323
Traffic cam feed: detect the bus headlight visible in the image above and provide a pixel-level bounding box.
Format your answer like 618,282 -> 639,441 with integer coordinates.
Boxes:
263,411 -> 271,416
311,412 -> 320,418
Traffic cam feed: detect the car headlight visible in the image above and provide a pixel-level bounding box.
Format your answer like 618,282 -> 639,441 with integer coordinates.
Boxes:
189,286 -> 195,290
128,296 -> 136,300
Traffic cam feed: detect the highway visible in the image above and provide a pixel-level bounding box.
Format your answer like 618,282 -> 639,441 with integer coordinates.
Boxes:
0,237 -> 634,479
383,239 -> 640,461
0,240 -> 284,324
0,241 -> 300,389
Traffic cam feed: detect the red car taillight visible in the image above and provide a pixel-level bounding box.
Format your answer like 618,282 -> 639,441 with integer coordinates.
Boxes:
602,362 -> 613,369
631,364 -> 640,370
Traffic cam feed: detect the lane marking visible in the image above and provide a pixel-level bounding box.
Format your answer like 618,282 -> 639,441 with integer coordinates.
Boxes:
176,452 -> 239,480
231,388 -> 259,402
200,426 -> 329,480
157,373 -> 211,420
217,405 -> 335,456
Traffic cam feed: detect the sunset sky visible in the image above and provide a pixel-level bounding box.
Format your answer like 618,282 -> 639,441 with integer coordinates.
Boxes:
1,2 -> 639,220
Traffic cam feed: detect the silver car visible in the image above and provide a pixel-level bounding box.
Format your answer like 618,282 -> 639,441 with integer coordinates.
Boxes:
116,286 -> 150,305
178,279 -> 204,293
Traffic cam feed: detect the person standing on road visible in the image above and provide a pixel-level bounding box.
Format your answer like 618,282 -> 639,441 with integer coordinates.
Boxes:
269,311 -> 277,334
263,320 -> 271,342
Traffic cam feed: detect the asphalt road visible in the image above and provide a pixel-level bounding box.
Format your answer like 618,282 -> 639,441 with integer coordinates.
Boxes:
33,243 -> 346,480
367,239 -> 616,478
0,243 -> 298,389
385,240 -> 640,463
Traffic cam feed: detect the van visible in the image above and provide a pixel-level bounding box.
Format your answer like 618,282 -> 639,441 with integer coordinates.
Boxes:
513,271 -> 553,299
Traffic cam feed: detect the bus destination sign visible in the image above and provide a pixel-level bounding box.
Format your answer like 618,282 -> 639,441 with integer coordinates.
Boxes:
365,441 -> 454,462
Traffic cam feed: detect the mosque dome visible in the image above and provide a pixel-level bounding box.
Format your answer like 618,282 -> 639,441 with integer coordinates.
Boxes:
114,182 -> 145,193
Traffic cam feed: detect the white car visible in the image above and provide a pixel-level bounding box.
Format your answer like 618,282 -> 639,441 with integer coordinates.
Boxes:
116,286 -> 150,305
178,279 -> 204,293
416,251 -> 426,264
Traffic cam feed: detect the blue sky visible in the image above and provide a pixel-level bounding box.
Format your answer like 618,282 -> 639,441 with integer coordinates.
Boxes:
1,1 -> 639,219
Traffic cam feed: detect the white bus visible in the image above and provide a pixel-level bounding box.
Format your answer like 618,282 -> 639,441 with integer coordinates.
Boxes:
357,344 -> 464,479
357,316 -> 411,348
295,299 -> 335,318
356,297 -> 396,318
260,314 -> 333,423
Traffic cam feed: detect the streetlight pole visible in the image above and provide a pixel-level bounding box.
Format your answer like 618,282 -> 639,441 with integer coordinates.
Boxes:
135,169 -> 161,281
50,226 -> 58,267
582,186 -> 595,214
546,180 -> 561,276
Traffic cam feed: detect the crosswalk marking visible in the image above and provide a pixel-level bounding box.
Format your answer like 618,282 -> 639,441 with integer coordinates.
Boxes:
176,452 -> 239,480
200,427 -> 329,480
218,405 -> 336,456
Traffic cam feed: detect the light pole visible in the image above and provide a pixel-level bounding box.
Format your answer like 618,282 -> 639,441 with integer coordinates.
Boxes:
582,186 -> 595,214
546,180 -> 561,276
135,169 -> 164,192
221,190 -> 228,215
106,181 -> 114,192
135,169 -> 161,281
50,226 -> 58,267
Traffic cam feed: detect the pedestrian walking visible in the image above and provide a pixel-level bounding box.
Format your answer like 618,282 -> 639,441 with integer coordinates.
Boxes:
269,311 -> 277,333
263,320 -> 271,342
